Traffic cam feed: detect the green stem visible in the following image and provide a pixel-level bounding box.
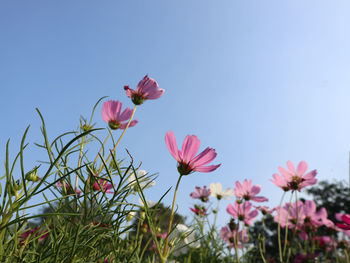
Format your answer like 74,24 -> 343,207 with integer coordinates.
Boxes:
277,191 -> 286,263
75,135 -> 85,190
162,174 -> 183,261
104,105 -> 137,167
283,192 -> 294,256
92,133 -> 110,166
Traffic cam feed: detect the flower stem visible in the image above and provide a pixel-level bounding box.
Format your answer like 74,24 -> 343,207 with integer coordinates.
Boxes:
162,174 -> 183,261
277,191 -> 286,263
104,105 -> 137,165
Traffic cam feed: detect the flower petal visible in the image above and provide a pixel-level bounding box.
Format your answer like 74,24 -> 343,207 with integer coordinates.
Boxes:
165,131 -> 180,162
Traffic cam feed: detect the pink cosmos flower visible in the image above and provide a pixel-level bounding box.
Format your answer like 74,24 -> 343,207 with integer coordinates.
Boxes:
124,75 -> 164,105
226,201 -> 258,225
165,131 -> 221,176
254,205 -> 275,215
56,181 -> 81,196
336,213 -> 350,231
101,100 -> 138,130
274,200 -> 333,235
190,205 -> 207,216
20,227 -> 49,246
234,179 -> 268,202
190,186 -> 211,202
271,161 -> 317,191
314,236 -> 335,251
93,179 -> 114,194
294,252 -> 319,263
220,226 -> 248,249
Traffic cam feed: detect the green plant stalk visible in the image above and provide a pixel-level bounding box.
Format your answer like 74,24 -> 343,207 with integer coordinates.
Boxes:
92,133 -> 111,166
162,174 -> 183,262
75,135 -> 86,190
234,222 -> 240,263
345,248 -> 350,263
104,105 -> 137,165
282,192 -> 294,256
277,191 -> 286,263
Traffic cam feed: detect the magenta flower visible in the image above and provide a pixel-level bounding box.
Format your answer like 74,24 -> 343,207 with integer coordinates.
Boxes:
93,178 -> 114,194
124,75 -> 164,105
165,131 -> 221,176
190,186 -> 211,202
274,200 -> 333,237
220,226 -> 248,249
336,213 -> 350,230
57,181 -> 81,196
101,100 -> 138,130
254,205 -> 275,215
294,252 -> 319,263
190,205 -> 207,216
272,160 -> 317,191
226,201 -> 258,225
234,179 -> 268,202
20,227 -> 49,246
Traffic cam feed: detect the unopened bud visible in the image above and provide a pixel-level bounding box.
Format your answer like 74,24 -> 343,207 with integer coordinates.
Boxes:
126,211 -> 135,222
25,166 -> 40,182
139,212 -> 146,220
141,223 -> 148,234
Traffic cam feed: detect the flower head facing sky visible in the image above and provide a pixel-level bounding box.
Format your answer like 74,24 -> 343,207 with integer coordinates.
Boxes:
124,75 -> 164,105
190,186 -> 211,202
210,182 -> 234,200
101,100 -> 138,130
165,131 -> 221,176
234,179 -> 268,202
271,161 -> 317,191
226,201 -> 258,225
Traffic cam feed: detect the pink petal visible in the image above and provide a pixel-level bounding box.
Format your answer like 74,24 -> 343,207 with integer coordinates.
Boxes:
342,215 -> 350,225
286,160 -> 295,174
226,204 -> 237,217
296,161 -> 308,176
190,147 -> 217,167
119,120 -> 138,129
124,86 -> 136,98
165,131 -> 180,162
119,107 -> 133,122
180,135 -> 200,163
194,164 -> 221,173
252,196 -> 268,202
145,89 -> 165,100
251,185 -> 261,195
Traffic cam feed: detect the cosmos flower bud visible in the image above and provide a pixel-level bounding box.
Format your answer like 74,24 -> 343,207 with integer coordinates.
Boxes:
126,211 -> 136,222
25,166 -> 40,182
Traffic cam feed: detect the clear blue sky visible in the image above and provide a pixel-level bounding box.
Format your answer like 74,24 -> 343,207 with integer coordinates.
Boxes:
1,0 -> 350,226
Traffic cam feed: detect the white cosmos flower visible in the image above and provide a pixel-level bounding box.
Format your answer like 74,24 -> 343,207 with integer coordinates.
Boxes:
209,182 -> 234,200
138,198 -> 157,208
171,224 -> 200,256
128,169 -> 156,190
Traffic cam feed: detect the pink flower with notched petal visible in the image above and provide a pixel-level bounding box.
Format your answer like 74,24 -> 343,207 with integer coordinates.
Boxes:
190,186 -> 211,202
93,179 -> 114,194
234,179 -> 268,202
56,181 -> 81,196
226,201 -> 258,225
165,131 -> 221,176
220,226 -> 248,249
272,160 -> 317,191
124,75 -> 164,105
336,213 -> 350,231
254,205 -> 275,215
101,100 -> 138,130
190,205 -> 207,216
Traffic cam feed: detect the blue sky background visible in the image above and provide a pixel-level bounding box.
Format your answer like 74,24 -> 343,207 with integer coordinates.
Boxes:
1,0 -> 350,226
